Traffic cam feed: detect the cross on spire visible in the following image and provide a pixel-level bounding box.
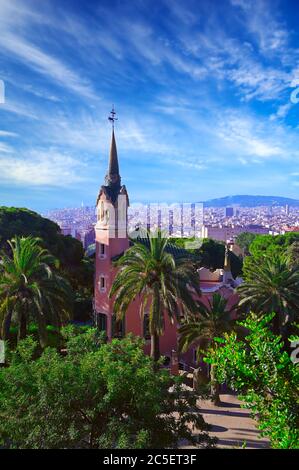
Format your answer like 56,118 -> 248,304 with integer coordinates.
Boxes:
108,105 -> 118,129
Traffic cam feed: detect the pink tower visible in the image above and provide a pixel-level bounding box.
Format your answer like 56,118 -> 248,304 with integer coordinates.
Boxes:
93,109 -> 238,369
94,108 -> 130,339
93,109 -> 178,356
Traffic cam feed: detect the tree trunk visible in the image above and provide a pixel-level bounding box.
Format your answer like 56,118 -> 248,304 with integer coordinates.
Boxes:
37,316 -> 48,349
18,313 -> 27,343
150,332 -> 160,370
193,367 -> 201,392
210,364 -> 221,406
272,312 -> 281,337
2,313 -> 12,341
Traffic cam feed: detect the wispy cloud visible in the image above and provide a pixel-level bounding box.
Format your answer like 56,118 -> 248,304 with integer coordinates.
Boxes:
0,149 -> 88,187
0,0 -> 299,207
0,0 -> 98,101
0,130 -> 18,137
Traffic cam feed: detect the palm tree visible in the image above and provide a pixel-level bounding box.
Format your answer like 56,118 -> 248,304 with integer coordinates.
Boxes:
110,230 -> 201,365
178,293 -> 238,405
238,253 -> 299,339
286,241 -> 299,269
0,236 -> 73,346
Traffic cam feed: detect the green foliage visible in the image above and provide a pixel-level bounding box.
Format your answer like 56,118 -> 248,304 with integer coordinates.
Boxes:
179,293 -> 240,404
286,241 -> 299,269
7,323 -> 61,349
0,332 -> 215,449
179,293 -> 238,356
248,232 -> 299,260
238,253 -> 299,338
0,207 -> 83,267
235,232 -> 257,255
0,236 -> 73,346
205,314 -> 299,448
171,237 -> 243,278
110,230 -> 201,362
0,207 -> 94,305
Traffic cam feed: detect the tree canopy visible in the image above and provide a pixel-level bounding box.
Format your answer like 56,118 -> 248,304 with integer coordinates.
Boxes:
0,207 -> 94,321
248,232 -> 299,260
235,232 -> 257,255
171,237 -> 243,278
0,329 -> 215,449
205,314 -> 299,449
0,207 -> 83,269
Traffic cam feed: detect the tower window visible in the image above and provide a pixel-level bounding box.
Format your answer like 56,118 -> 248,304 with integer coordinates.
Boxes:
99,275 -> 106,292
99,243 -> 106,258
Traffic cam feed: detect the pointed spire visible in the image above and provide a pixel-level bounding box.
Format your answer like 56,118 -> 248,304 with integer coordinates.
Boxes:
105,108 -> 121,187
108,129 -> 119,176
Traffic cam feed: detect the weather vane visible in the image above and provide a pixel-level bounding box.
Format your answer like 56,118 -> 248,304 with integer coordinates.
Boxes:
108,105 -> 118,128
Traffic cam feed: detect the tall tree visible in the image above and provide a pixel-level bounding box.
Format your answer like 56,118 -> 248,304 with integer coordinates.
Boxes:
110,231 -> 201,365
178,293 -> 238,405
0,236 -> 73,346
238,253 -> 299,340
286,241 -> 299,269
235,232 -> 256,256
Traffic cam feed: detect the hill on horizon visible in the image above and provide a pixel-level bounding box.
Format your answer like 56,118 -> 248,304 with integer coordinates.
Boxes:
201,195 -> 299,208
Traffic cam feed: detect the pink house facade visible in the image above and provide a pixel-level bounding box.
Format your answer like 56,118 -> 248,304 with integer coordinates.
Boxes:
94,126 -> 238,369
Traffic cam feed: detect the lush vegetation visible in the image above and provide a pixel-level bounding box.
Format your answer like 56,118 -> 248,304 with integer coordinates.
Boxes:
178,293 -> 239,405
171,237 -> 243,278
0,207 -> 93,322
110,231 -> 201,363
235,232 -> 257,255
238,253 -> 299,341
0,329 -> 215,449
247,231 -> 299,260
0,236 -> 72,346
205,314 -> 299,449
1,209 -> 299,449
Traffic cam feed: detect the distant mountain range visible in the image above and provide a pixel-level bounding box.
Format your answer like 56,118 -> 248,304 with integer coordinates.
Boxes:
202,195 -> 299,208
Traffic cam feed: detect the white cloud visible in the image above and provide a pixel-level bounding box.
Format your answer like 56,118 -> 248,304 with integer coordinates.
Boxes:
0,149 -> 88,186
215,112 -> 287,159
270,102 -> 292,121
0,0 -> 98,101
0,99 -> 39,120
0,130 -> 18,137
230,0 -> 289,54
0,142 -> 14,153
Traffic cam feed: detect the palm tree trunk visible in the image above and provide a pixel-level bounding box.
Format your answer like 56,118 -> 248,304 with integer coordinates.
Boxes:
272,312 -> 281,336
210,364 -> 221,406
2,313 -> 12,341
18,313 -> 27,342
150,332 -> 160,369
193,367 -> 201,392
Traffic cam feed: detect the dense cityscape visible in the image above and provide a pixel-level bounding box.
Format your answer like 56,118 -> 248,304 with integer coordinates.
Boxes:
43,201 -> 299,249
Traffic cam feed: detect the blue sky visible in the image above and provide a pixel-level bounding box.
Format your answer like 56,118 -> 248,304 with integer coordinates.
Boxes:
1,0 -> 299,211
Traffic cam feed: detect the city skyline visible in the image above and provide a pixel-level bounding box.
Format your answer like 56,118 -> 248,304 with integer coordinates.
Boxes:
1,0 -> 299,211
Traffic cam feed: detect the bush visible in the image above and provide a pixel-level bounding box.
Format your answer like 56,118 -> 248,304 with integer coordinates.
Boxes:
205,314 -> 299,448
0,331 -> 215,449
